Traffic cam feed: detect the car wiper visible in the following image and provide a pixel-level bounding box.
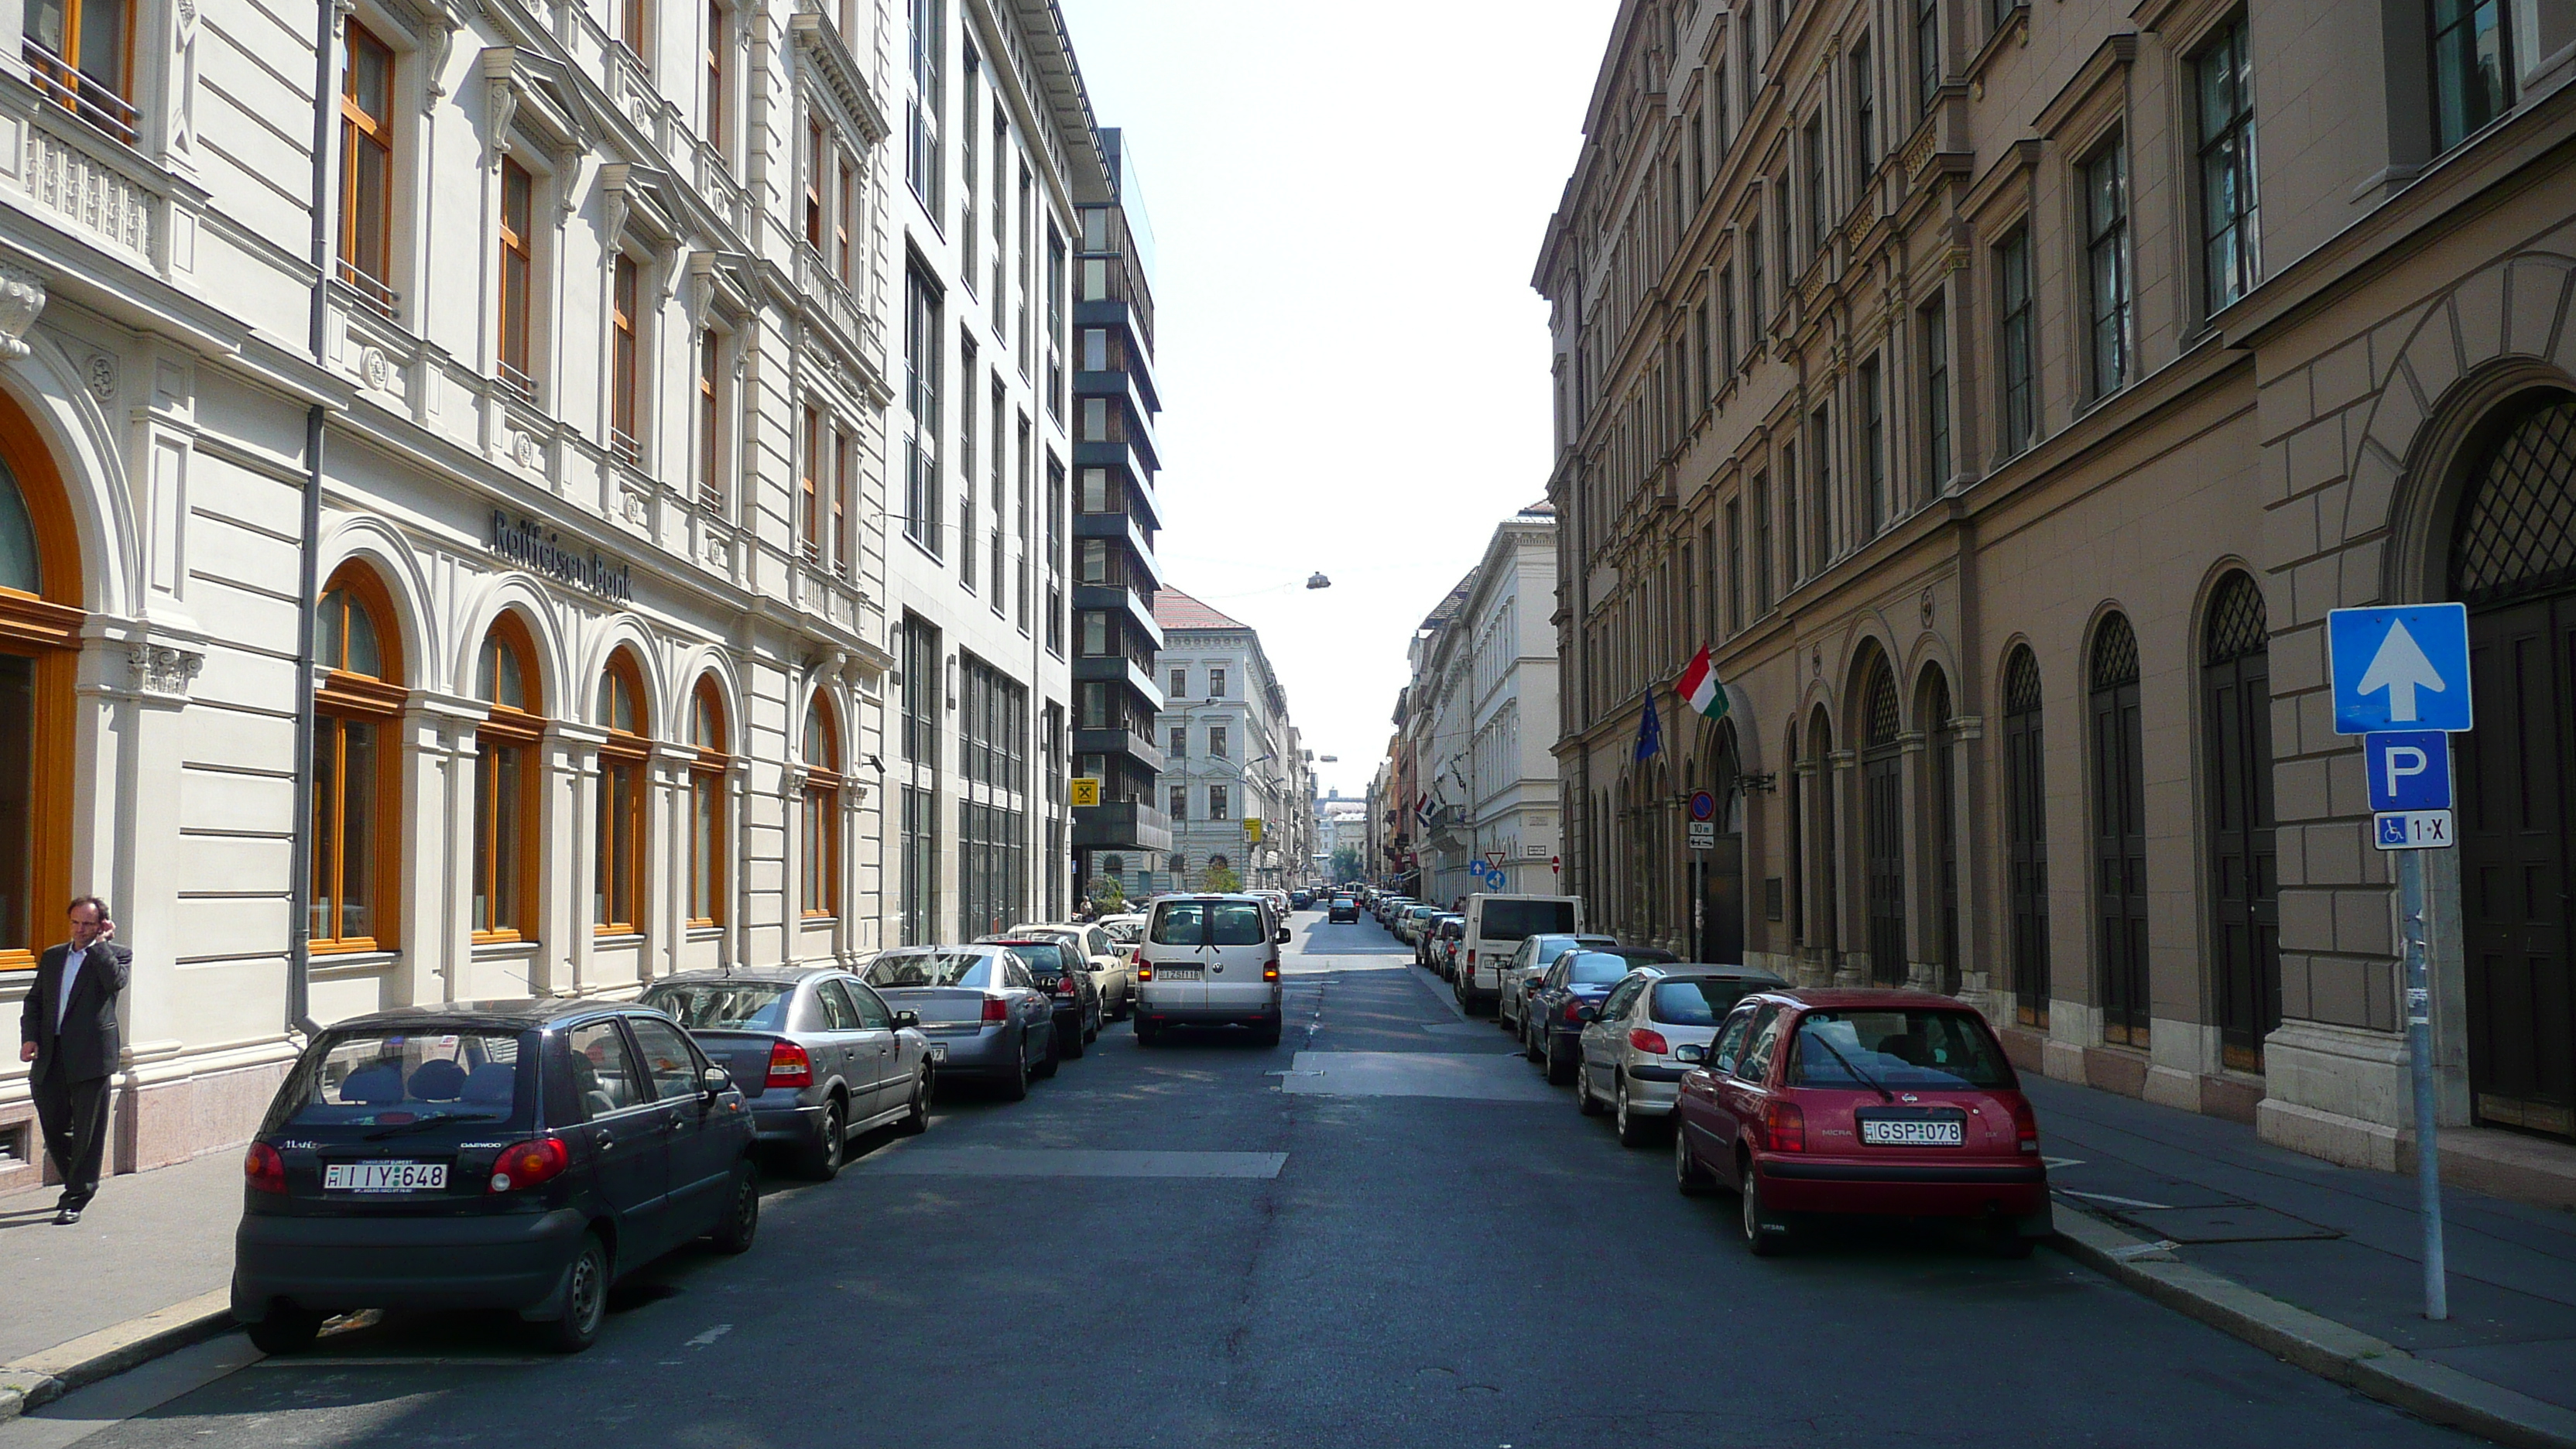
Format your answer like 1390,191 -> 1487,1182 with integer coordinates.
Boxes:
1806,1033 -> 1896,1103
362,1112 -> 492,1140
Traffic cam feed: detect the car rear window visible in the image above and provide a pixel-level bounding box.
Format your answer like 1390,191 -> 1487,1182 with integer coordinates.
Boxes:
640,981 -> 793,1031
1786,1010 -> 2015,1091
271,1028 -> 535,1133
1561,951 -> 1633,986
865,951 -> 997,988
996,942 -> 1067,974
1151,902 -> 1208,944
1211,902 -> 1266,945
1652,979 -> 1766,1025
1478,899 -> 1576,941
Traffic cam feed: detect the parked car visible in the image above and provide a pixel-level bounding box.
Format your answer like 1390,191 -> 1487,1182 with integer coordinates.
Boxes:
640,969 -> 933,1180
1374,896 -> 1411,925
862,945 -> 1059,1099
983,936 -> 1102,1058
1575,966 -> 1787,1146
1134,894 -> 1288,1046
1498,933 -> 1620,1036
1290,890 -> 1314,911
1327,896 -> 1361,923
1399,904 -> 1443,944
1431,916 -> 1469,978
1416,914 -> 1463,973
1011,921 -> 1135,1019
232,999 -> 759,1356
1671,989 -> 2052,1257
1098,913 -> 1147,961
1455,893 -> 1584,1013
1525,947 -> 1680,1083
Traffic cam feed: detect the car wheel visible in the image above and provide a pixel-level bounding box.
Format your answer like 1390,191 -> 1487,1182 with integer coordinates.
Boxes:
1741,1166 -> 1791,1256
1134,1017 -> 1160,1047
244,1306 -> 323,1356
1987,1222 -> 2036,1260
1035,1023 -> 1062,1077
1576,1061 -> 1606,1115
899,1069 -> 932,1135
799,1095 -> 846,1180
1673,1127 -> 1716,1197
1060,1014 -> 1086,1060
1544,1036 -> 1576,1087
1615,1075 -> 1658,1147
1087,1004 -> 1101,1043
1000,1034 -> 1031,1101
1252,1015 -> 1283,1050
1523,1018 -> 1545,1064
542,1231 -> 611,1353
708,1164 -> 760,1255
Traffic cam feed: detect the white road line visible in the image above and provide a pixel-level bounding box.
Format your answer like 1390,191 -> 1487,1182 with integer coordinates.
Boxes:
2057,1188 -> 2177,1211
683,1324 -> 733,1348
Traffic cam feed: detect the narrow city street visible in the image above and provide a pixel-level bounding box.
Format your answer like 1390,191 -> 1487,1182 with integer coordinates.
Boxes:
5,916 -> 2481,1449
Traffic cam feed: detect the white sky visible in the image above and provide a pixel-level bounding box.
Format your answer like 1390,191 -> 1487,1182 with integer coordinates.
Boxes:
1052,0 -> 1615,802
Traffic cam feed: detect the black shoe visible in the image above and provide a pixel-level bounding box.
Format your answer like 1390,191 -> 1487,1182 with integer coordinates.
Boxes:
52,1207 -> 80,1225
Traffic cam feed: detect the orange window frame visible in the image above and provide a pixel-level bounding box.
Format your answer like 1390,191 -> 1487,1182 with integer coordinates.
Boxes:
0,399 -> 84,974
471,613 -> 544,944
594,652 -> 649,936
802,698 -> 842,920
799,407 -> 821,560
687,678 -> 728,927
311,564 -> 406,954
704,0 -> 725,149
497,159 -> 535,389
804,117 -> 825,248
832,427 -> 851,574
835,154 -> 855,281
611,254 -> 641,459
337,20 -> 395,302
697,328 -> 722,510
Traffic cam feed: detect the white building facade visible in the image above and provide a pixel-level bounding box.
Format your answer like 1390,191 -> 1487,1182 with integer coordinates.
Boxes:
1149,587 -> 1309,895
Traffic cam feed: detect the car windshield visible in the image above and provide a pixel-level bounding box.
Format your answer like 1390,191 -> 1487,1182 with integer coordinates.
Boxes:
1786,1010 -> 2016,1090
271,1028 -> 535,1132
1560,951 -> 1634,986
1478,899 -> 1577,940
865,951 -> 997,988
1651,978 -> 1766,1025
640,981 -> 793,1031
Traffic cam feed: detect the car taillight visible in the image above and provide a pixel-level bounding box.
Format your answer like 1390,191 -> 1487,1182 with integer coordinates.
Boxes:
1762,1100 -> 1807,1153
2008,1094 -> 2040,1153
245,1142 -> 287,1194
981,996 -> 1010,1023
486,1137 -> 570,1194
1262,959 -> 1279,981
1465,951 -> 1475,968
766,1040 -> 813,1088
1053,974 -> 1076,996
1629,1028 -> 1670,1055
1563,1000 -> 1587,1022
1136,962 -> 1155,981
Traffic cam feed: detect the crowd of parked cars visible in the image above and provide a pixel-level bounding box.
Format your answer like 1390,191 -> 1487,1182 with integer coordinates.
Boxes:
1340,884 -> 2055,1260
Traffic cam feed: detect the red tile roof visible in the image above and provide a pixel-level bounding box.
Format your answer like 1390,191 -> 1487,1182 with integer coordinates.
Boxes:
1153,587 -> 1249,631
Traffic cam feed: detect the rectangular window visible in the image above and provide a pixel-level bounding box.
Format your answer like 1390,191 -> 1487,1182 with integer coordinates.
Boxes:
2084,138 -> 2132,398
1170,784 -> 1187,821
2193,18 -> 2259,315
26,0 -> 135,142
1852,39 -> 1875,183
1725,498 -> 1744,631
1211,666 -> 1228,698
1209,785 -> 1229,821
959,47 -> 978,287
1719,263 -> 1737,376
1694,303 -> 1711,408
805,116 -> 826,248
799,406 -> 822,562
833,427 -> 851,574
1169,666 -> 1187,698
1921,299 -> 1951,492
837,155 -> 855,283
618,0 -> 647,63
1045,456 -> 1065,654
1168,725 -> 1185,759
497,159 -> 536,394
1804,114 -> 1827,257
2432,0 -> 2514,152
1809,407 -> 1832,574
905,0 -> 943,213
1783,442 -> 1802,585
1046,224 -> 1067,418
697,328 -> 723,511
609,254 -> 641,463
904,265 -> 944,554
1997,226 -> 2035,454
1916,0 -> 1940,115
338,20 -> 396,315
1210,724 -> 1228,760
1752,471 -> 1773,611
704,0 -> 725,149
1745,221 -> 1765,344
594,752 -> 643,933
960,337 -> 978,590
1859,358 -> 1885,533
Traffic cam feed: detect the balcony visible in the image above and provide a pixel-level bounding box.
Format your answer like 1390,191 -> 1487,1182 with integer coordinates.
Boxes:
1075,437 -> 1162,505
1076,725 -> 1165,776
1072,800 -> 1173,855
1072,652 -> 1164,711
1074,512 -> 1163,591
1074,363 -> 1160,436
1076,578 -> 1163,649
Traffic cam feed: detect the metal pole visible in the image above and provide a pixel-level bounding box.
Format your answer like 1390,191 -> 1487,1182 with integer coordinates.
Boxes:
2400,846 -> 2448,1321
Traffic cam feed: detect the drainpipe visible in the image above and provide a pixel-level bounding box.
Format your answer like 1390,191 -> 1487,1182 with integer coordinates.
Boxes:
286,0 -> 337,1036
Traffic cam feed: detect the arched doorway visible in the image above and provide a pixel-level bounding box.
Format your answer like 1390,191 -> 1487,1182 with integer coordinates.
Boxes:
2002,646 -> 2050,1027
1699,722 -> 1745,964
2202,572 -> 2278,1073
1807,707 -> 1838,965
0,396 -> 83,968
2454,392 -> 2576,1140
1920,667 -> 1961,995
2091,613 -> 2149,1047
1860,656 -> 1906,986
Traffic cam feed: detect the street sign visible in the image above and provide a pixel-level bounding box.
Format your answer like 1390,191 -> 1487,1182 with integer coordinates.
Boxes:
2329,604 -> 2473,734
2365,731 -> 2453,813
2375,810 -> 2455,850
1687,820 -> 1716,851
1687,790 -> 1717,822
1243,817 -> 1264,842
1069,777 -> 1101,808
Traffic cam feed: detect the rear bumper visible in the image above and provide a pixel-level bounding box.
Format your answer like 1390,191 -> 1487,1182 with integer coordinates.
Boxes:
923,1026 -> 1019,1076
233,1207 -> 589,1317
748,1096 -> 826,1143
1136,1005 -> 1280,1029
1755,1157 -> 2051,1220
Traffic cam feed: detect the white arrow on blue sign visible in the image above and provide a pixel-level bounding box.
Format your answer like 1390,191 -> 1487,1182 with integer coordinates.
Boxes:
2328,604 -> 2473,735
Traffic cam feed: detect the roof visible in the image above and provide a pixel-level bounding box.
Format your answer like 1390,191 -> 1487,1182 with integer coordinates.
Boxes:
1153,587 -> 1249,632
324,999 -> 656,1029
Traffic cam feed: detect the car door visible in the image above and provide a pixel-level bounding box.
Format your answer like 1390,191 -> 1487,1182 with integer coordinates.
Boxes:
1720,1005 -> 1789,1184
1204,898 -> 1272,1016
1680,1004 -> 1759,1160
564,1017 -> 670,1261
848,980 -> 912,1112
1583,976 -> 1646,1095
1002,960 -> 1050,1057
805,978 -> 867,1104
626,1013 -> 734,1234
828,979 -> 897,1119
1085,927 -> 1126,1009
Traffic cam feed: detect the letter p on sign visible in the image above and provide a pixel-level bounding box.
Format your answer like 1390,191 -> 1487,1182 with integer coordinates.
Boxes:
2365,731 -> 2452,814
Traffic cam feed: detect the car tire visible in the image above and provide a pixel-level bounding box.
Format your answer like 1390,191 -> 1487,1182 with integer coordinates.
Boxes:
1059,1014 -> 1086,1060
1576,1063 -> 1606,1115
1087,1004 -> 1102,1044
1523,1019 -> 1546,1064
1614,1075 -> 1658,1147
799,1095 -> 846,1180
244,1306 -> 323,1356
1000,1035 -> 1031,1101
1134,1017 -> 1160,1047
1544,1036 -> 1576,1087
1987,1224 -> 2036,1260
1252,1016 -> 1283,1050
1673,1128 -> 1717,1197
899,1069 -> 932,1135
541,1231 -> 611,1353
1035,1023 -> 1062,1078
1740,1166 -> 1791,1256
708,1165 -> 760,1255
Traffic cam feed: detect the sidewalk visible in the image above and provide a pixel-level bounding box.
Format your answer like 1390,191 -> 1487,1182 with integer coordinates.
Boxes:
2031,1074 -> 2576,1443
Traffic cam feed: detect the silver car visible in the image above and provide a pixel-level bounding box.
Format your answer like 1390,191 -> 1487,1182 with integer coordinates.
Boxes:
1496,933 -> 1619,1035
1396,904 -> 1439,944
1013,920 -> 1136,1019
641,968 -> 933,1181
1574,966 -> 1788,1146
861,944 -> 1060,1101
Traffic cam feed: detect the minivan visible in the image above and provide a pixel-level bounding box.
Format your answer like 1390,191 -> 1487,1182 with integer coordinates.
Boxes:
1134,894 -> 1289,1047
1455,892 -> 1585,1012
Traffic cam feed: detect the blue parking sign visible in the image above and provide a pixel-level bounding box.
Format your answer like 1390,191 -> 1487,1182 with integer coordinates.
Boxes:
2328,604 -> 2473,735
2364,731 -> 2452,813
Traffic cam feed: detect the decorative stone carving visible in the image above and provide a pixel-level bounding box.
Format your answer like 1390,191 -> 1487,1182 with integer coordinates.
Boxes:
83,353 -> 115,402
701,529 -> 728,568
618,486 -> 648,525
0,265 -> 46,361
509,430 -> 540,469
1920,589 -> 1936,626
128,644 -> 204,696
360,346 -> 391,392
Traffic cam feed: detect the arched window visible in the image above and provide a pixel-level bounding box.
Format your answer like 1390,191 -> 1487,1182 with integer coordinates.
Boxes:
1861,657 -> 1906,987
0,418 -> 81,970
472,613 -> 544,940
594,649 -> 649,935
687,677 -> 728,927
2091,614 -> 2149,1046
802,694 -> 842,920
312,564 -> 406,951
2002,646 -> 2049,1026
2203,573 -> 2277,1070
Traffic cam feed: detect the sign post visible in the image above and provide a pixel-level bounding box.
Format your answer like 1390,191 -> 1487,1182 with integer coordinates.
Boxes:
2332,604 -> 2473,1324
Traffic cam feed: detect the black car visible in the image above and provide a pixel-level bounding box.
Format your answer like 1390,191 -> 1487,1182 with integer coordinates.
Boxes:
1525,947 -> 1680,1084
233,999 -> 759,1356
1290,890 -> 1314,911
985,936 -> 1102,1059
1327,896 -> 1360,923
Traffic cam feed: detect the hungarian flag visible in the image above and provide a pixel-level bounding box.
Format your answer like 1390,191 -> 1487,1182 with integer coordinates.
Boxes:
1675,645 -> 1730,721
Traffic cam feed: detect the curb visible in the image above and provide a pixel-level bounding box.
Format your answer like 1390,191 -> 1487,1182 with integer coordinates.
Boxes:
0,1290 -> 235,1423
2050,1208 -> 2576,1449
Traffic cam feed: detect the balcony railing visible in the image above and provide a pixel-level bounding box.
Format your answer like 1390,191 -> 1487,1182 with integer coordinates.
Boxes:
337,259 -> 401,321
24,39 -> 135,147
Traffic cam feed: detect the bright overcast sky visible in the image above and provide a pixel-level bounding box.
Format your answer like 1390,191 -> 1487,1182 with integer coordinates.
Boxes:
1052,0 -> 1614,803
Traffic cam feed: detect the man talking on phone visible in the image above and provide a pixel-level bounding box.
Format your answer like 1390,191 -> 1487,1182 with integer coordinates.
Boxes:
19,896 -> 128,1225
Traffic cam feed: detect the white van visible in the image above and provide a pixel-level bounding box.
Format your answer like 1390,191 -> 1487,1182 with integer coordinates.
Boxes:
1134,894 -> 1289,1047
1455,893 -> 1585,1012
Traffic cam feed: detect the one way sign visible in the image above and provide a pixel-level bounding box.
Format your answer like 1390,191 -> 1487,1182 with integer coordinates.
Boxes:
2329,604 -> 2474,735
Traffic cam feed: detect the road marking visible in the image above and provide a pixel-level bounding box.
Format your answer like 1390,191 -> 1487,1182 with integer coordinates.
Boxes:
851,1149 -> 1288,1179
684,1324 -> 732,1349
2042,1156 -> 2086,1170
246,1356 -> 550,1368
1280,1051 -> 1559,1103
2058,1189 -> 2177,1211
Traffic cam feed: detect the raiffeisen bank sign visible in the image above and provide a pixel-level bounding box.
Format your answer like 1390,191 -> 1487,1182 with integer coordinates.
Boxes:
488,511 -> 635,603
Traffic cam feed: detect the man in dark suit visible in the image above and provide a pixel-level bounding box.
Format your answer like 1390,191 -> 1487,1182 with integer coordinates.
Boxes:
19,896 -> 127,1225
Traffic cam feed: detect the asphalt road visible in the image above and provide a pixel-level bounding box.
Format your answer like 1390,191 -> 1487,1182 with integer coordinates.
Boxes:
6,915 -> 2485,1449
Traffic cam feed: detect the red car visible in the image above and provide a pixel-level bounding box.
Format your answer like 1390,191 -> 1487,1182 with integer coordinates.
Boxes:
1670,988 -> 2050,1257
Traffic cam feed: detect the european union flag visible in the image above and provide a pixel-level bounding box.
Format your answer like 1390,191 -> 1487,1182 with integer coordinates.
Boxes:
1634,687 -> 1663,762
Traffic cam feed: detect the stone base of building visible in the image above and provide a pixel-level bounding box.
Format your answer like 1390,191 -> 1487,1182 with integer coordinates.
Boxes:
2256,1019 -> 2415,1170
1999,1008 -> 2271,1129
0,1038 -> 298,1189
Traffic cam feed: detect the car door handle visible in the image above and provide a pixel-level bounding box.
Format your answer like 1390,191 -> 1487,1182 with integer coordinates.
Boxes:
596,1133 -> 615,1149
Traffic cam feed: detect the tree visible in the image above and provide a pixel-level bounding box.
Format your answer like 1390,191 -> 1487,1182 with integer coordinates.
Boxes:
1091,875 -> 1127,913
1330,847 -> 1363,884
1199,863 -> 1242,893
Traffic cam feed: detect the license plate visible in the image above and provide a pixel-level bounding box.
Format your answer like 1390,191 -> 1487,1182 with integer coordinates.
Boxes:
1156,968 -> 1202,980
928,1043 -> 947,1062
324,1160 -> 448,1192
1858,1118 -> 1964,1147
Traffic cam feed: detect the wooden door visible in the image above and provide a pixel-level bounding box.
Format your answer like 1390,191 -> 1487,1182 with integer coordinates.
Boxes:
2091,616 -> 2150,1046
2203,574 -> 2280,1072
2003,649 -> 2050,1027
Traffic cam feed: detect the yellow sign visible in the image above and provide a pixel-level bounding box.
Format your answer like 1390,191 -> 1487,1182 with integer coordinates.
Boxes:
1242,817 -> 1265,842
1070,777 -> 1101,808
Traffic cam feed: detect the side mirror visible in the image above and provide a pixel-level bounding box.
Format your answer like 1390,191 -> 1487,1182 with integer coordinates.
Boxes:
699,1065 -> 732,1098
1673,1043 -> 1707,1065
1275,927 -> 1291,944
892,1009 -> 921,1029
1574,1005 -> 1598,1023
